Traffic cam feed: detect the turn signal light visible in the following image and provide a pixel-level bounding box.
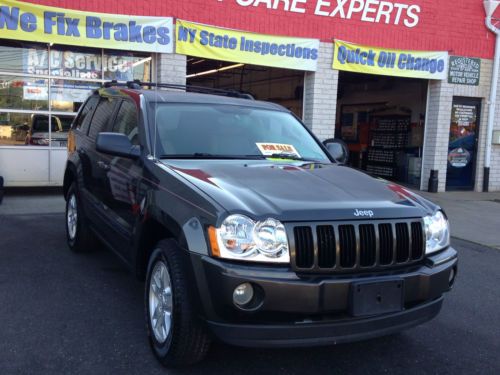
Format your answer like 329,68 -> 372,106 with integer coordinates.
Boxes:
208,226 -> 220,257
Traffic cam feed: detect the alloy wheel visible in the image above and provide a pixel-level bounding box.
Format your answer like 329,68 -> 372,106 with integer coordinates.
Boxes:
67,194 -> 78,240
149,260 -> 173,344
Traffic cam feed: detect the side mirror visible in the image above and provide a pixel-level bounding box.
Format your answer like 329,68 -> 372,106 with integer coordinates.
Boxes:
323,138 -> 349,165
96,132 -> 140,159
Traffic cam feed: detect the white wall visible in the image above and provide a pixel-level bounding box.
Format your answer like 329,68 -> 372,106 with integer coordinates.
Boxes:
0,147 -> 66,186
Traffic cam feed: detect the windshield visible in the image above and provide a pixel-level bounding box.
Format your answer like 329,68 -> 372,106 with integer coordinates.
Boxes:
152,103 -> 330,161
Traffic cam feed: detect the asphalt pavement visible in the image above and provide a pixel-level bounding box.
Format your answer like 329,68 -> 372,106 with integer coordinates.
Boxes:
0,212 -> 499,374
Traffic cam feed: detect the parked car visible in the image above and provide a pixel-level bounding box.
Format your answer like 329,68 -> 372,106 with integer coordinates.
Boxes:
25,114 -> 74,147
63,82 -> 457,367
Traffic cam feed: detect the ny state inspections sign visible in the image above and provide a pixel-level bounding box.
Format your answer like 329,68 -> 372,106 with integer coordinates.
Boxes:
333,40 -> 448,80
0,0 -> 173,53
175,20 -> 319,71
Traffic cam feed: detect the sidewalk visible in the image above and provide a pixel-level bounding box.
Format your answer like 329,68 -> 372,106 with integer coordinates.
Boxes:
415,190 -> 500,249
1,188 -> 499,249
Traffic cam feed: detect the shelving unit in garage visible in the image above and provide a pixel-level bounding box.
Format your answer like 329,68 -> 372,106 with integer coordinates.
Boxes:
366,115 -> 411,180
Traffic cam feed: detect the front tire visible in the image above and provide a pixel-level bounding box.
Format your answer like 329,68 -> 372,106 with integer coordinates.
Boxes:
145,240 -> 211,367
65,182 -> 97,252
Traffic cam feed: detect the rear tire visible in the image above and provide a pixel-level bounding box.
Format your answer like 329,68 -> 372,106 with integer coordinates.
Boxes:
145,239 -> 211,367
65,182 -> 98,252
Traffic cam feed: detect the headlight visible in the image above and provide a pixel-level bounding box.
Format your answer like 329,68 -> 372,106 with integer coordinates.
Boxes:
423,210 -> 450,254
210,214 -> 290,263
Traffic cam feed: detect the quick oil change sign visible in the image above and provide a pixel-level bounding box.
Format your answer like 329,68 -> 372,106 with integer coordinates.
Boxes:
0,0 -> 173,53
333,40 -> 448,80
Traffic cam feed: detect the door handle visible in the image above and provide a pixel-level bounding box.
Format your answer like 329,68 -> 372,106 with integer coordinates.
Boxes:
97,161 -> 110,171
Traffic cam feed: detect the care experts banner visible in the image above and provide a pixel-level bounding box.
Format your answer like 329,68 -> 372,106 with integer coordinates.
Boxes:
333,40 -> 448,80
176,20 -> 319,71
0,0 -> 173,53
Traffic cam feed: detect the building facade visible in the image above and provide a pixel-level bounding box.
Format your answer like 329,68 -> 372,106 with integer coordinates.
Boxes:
0,0 -> 499,192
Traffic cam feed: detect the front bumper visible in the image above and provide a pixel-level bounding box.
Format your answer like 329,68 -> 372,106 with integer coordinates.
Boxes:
189,247 -> 457,348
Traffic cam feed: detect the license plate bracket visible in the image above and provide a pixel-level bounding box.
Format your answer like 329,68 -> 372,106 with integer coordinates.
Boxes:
349,279 -> 404,317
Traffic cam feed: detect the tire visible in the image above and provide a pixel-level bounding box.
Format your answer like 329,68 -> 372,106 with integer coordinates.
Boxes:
65,182 -> 98,253
145,239 -> 211,367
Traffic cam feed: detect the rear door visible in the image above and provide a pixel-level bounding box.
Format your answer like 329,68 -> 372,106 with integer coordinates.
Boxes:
72,95 -> 99,200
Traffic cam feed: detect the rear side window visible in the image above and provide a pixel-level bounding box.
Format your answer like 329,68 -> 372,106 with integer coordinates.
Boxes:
113,100 -> 139,145
74,96 -> 99,133
88,97 -> 116,140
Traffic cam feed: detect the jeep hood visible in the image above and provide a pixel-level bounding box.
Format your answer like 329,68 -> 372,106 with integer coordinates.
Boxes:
162,160 -> 437,222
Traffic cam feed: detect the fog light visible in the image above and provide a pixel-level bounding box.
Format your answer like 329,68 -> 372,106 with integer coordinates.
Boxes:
233,283 -> 254,306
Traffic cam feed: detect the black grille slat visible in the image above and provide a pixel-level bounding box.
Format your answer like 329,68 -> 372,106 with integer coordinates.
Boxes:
317,225 -> 336,268
378,223 -> 393,265
292,219 -> 422,273
339,225 -> 356,268
396,223 -> 410,263
411,222 -> 424,260
359,224 -> 376,267
294,226 -> 314,268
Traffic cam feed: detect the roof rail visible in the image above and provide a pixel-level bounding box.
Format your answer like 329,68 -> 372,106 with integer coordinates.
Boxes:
102,80 -> 254,100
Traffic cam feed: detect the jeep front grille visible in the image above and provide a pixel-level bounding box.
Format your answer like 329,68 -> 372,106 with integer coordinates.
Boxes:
290,219 -> 425,273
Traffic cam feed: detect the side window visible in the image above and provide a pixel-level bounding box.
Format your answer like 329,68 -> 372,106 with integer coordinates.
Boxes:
113,100 -> 139,145
88,97 -> 116,140
74,96 -> 99,133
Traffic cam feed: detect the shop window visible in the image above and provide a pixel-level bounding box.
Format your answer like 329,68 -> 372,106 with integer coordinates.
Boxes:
49,47 -> 103,80
50,79 -> 100,113
0,76 -> 48,111
31,114 -> 73,147
0,112 -> 30,146
0,41 -> 48,75
88,98 -> 116,140
0,111 -> 74,147
0,41 -> 153,153
103,51 -> 151,82
113,100 -> 139,145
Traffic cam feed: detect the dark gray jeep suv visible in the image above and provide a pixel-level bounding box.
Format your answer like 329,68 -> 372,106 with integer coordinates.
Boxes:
63,82 -> 457,367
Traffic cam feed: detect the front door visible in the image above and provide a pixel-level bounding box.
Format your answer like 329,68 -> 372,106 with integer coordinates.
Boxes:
100,99 -> 143,260
446,97 -> 481,190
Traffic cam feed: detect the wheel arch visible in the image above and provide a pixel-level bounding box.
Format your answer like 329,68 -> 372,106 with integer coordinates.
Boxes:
134,213 -> 185,281
63,162 -> 77,199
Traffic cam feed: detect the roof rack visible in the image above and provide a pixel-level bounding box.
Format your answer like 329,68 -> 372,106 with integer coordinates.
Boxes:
102,80 -> 254,100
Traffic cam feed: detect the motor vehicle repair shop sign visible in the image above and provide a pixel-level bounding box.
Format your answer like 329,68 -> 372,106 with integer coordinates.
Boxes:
448,56 -> 480,86
175,19 -> 320,71
0,0 -> 173,53
333,40 -> 448,80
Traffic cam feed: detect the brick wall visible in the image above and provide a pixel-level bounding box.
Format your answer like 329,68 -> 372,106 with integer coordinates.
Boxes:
155,53 -> 186,86
303,42 -> 337,140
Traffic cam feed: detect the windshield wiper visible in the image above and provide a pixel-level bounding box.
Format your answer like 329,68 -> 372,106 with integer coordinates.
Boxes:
159,153 -> 261,160
159,153 -> 320,162
249,153 -> 319,162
